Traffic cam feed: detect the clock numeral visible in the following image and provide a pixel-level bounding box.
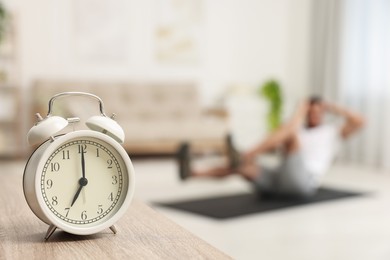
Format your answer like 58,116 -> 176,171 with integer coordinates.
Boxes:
50,162 -> 60,172
51,196 -> 58,206
64,207 -> 70,217
78,144 -> 87,154
97,205 -> 103,215
46,179 -> 53,189
62,150 -> 70,160
96,148 -> 100,157
108,192 -> 113,202
112,175 -> 118,185
107,159 -> 113,169
81,210 -> 87,220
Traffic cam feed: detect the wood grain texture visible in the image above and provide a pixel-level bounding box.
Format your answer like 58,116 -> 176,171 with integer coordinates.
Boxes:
0,164 -> 231,259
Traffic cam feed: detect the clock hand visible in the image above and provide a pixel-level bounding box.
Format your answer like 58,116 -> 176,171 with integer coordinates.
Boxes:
71,149 -> 88,207
70,185 -> 83,207
70,177 -> 88,207
81,147 -> 86,179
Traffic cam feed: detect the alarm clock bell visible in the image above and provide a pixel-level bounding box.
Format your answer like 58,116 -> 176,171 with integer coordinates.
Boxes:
27,92 -> 125,145
27,114 -> 68,146
86,115 -> 124,144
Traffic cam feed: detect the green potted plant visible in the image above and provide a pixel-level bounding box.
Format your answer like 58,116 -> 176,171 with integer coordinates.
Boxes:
259,80 -> 283,131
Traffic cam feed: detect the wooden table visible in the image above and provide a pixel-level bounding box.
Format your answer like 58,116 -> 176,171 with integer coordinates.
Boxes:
0,166 -> 230,259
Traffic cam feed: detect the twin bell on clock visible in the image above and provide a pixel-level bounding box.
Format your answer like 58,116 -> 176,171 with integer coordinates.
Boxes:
23,92 -> 135,240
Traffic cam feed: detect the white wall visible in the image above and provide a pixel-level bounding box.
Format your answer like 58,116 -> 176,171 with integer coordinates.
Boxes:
3,0 -> 311,105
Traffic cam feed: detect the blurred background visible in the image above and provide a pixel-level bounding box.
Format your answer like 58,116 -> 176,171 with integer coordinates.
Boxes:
0,0 -> 389,259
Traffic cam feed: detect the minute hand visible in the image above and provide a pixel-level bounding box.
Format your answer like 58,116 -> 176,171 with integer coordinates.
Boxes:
81,148 -> 86,179
70,148 -> 88,207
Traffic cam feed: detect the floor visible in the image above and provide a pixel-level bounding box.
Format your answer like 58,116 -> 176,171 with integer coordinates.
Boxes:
133,157 -> 390,260
6,158 -> 390,260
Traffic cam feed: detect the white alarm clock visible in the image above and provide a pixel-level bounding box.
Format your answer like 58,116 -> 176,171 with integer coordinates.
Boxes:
23,92 -> 135,240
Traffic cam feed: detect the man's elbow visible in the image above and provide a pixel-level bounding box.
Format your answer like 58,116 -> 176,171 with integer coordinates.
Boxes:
357,116 -> 366,128
354,115 -> 366,130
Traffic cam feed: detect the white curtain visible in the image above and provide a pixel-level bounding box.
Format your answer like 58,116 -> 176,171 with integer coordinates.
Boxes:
311,0 -> 390,169
310,0 -> 342,98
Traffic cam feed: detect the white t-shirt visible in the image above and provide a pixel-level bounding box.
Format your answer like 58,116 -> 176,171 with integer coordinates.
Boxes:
298,124 -> 340,181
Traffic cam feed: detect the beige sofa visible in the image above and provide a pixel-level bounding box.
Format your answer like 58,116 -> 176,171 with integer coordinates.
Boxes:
30,80 -> 229,155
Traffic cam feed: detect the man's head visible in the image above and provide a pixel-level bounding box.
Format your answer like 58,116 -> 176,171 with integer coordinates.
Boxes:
307,96 -> 324,128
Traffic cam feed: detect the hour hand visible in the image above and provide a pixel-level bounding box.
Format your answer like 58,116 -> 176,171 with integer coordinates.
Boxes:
70,185 -> 83,207
70,177 -> 88,207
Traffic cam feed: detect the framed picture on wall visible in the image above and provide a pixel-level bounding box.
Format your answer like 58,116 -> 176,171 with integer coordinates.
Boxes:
72,0 -> 129,63
154,0 -> 203,65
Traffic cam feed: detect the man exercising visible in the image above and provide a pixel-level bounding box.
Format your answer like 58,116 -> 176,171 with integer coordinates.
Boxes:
178,97 -> 365,198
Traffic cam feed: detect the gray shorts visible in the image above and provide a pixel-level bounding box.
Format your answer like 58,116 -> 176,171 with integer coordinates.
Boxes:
253,152 -> 318,198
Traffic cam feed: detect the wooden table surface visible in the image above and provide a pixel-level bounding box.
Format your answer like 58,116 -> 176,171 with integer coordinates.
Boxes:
0,165 -> 231,259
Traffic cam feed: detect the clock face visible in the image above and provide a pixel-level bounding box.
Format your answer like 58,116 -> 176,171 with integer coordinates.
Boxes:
40,136 -> 129,227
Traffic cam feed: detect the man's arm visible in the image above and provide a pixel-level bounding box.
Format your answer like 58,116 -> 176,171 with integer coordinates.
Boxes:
324,102 -> 365,139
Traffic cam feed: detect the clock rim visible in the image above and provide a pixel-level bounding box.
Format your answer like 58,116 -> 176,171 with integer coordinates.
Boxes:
33,130 -> 135,235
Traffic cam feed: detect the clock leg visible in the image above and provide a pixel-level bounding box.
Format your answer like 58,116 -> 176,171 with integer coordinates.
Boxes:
109,225 -> 117,234
44,224 -> 57,241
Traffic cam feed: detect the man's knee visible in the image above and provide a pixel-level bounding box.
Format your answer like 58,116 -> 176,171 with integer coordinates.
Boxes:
238,163 -> 260,181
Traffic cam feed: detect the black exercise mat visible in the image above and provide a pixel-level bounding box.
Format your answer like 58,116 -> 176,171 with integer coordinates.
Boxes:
156,187 -> 365,219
